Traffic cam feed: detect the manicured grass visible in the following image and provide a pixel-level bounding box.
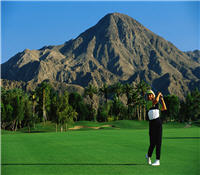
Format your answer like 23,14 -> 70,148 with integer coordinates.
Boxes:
1,122 -> 200,175
1,120 -> 196,134
73,120 -> 195,130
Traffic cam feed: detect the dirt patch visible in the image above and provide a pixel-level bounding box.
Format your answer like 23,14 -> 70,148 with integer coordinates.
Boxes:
184,124 -> 191,128
88,126 -> 100,130
69,125 -> 113,130
69,126 -> 85,130
101,125 -> 113,128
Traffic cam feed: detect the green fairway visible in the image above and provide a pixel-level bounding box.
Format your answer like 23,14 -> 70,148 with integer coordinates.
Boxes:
1,122 -> 200,175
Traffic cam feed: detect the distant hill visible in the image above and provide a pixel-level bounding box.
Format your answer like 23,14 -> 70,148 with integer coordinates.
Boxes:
1,13 -> 200,99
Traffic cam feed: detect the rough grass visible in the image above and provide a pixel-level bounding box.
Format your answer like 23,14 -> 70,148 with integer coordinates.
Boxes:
1,121 -> 200,175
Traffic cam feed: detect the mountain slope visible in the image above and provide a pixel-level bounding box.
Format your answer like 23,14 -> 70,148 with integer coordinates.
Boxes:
1,13 -> 200,99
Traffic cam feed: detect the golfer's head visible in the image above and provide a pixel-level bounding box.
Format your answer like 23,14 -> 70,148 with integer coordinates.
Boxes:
146,90 -> 155,101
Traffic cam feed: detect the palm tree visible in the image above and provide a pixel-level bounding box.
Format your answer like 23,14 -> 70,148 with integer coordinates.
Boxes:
31,91 -> 38,128
99,83 -> 109,104
130,88 -> 141,120
111,82 -> 123,100
35,82 -> 52,124
123,83 -> 134,119
135,81 -> 150,120
84,83 -> 98,121
136,80 -> 150,97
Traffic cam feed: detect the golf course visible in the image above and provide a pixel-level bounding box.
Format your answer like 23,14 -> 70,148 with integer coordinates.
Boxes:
1,120 -> 200,175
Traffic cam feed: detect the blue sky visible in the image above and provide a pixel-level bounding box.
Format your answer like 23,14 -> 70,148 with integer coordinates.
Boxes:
1,1 -> 199,63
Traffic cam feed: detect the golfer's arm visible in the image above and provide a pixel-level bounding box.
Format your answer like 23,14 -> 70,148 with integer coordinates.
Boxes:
160,98 -> 167,111
153,94 -> 161,105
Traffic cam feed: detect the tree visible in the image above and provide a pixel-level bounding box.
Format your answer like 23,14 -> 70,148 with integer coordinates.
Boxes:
97,102 -> 112,122
123,83 -> 134,119
179,101 -> 187,122
1,88 -> 25,131
135,81 -> 150,121
110,82 -> 123,99
30,90 -> 39,127
180,89 -> 200,122
5,104 -> 13,130
35,82 -> 52,123
51,94 -> 60,132
128,88 -> 139,120
161,95 -> 180,122
23,100 -> 33,133
123,83 -> 133,105
1,101 -> 7,129
69,92 -> 89,121
53,91 -> 77,132
1,89 -> 14,130
84,83 -> 98,121
13,95 -> 25,131
110,95 -> 127,120
189,89 -> 200,121
99,84 -> 110,104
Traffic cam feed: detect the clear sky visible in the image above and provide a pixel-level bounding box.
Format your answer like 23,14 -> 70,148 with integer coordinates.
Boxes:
1,1 -> 199,63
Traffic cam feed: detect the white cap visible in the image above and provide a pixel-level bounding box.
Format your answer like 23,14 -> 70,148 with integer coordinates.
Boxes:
146,90 -> 155,97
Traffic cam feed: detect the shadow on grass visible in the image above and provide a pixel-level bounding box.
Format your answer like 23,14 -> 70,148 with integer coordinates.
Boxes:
163,137 -> 200,139
2,163 -> 145,166
22,131 -> 48,133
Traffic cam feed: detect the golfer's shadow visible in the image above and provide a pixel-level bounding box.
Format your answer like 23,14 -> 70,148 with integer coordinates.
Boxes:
2,163 -> 144,166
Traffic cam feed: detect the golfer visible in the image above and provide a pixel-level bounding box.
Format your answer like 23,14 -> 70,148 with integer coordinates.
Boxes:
145,90 -> 167,166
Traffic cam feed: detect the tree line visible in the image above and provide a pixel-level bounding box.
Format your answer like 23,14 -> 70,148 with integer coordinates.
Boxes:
1,81 -> 200,132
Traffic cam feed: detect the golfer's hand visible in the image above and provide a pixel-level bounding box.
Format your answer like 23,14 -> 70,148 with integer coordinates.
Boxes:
158,92 -> 163,99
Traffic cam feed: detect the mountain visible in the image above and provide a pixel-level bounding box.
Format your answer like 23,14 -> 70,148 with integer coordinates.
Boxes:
1,13 -> 200,99
0,79 -> 84,95
185,50 -> 200,64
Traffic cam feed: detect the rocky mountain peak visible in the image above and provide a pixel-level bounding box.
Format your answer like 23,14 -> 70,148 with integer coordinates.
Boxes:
1,13 -> 200,100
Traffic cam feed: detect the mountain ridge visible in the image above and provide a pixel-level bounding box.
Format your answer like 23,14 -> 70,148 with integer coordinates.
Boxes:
1,12 -> 200,99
